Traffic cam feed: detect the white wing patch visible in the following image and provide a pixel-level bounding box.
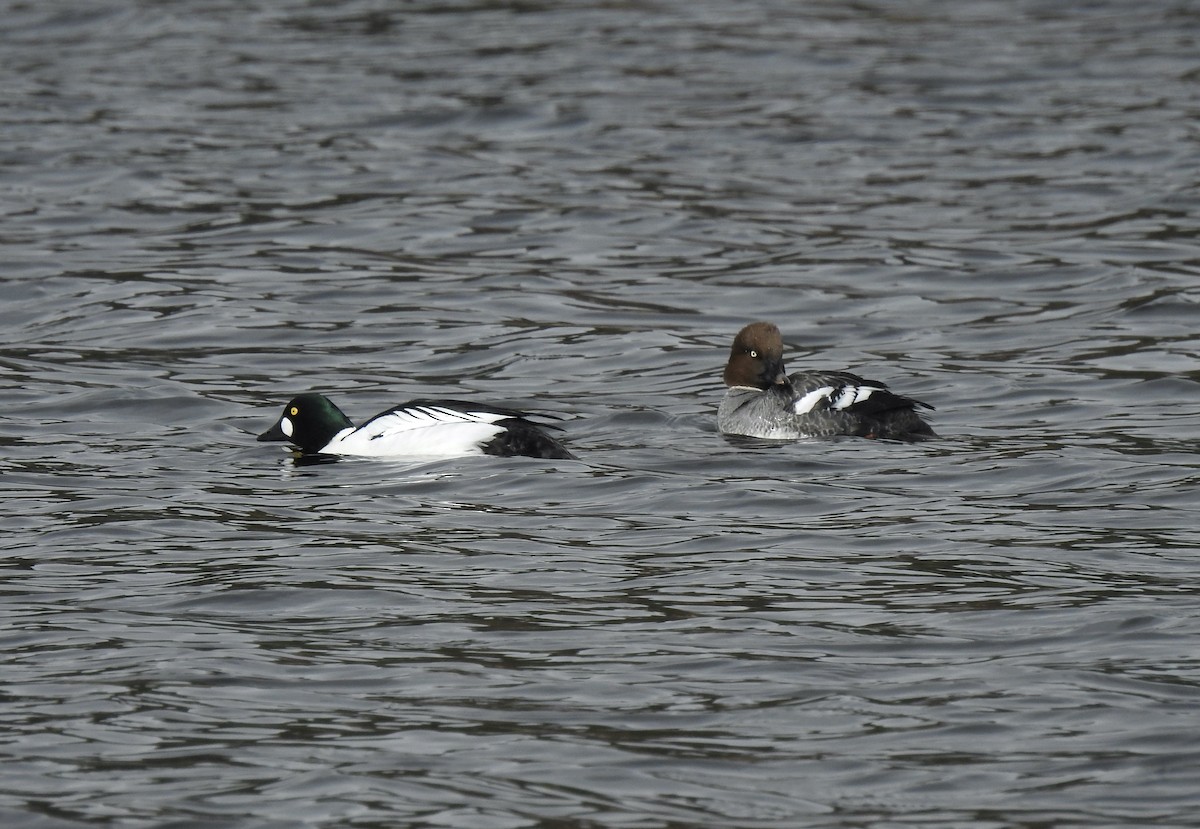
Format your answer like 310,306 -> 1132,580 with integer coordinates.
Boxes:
793,386 -> 835,414
793,384 -> 880,414
327,406 -> 511,458
386,405 -> 508,428
830,385 -> 877,410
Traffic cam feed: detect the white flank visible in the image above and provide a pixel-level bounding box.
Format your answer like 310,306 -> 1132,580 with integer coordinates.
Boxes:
793,386 -> 835,414
326,406 -> 511,458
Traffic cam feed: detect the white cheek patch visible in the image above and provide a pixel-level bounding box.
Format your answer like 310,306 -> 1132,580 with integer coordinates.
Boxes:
793,386 -> 835,414
280,417 -> 294,438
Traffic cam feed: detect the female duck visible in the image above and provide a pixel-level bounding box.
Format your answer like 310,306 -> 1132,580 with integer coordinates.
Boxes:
718,322 -> 935,441
258,392 -> 574,459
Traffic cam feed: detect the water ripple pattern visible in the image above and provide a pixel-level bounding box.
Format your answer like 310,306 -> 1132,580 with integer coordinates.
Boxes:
2,1 -> 1199,827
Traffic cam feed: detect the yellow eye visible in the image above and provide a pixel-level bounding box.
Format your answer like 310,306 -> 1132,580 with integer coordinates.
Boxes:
749,350 -> 758,358
289,406 -> 299,416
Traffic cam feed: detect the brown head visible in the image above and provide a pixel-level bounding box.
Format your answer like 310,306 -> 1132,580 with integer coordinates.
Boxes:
722,322 -> 789,389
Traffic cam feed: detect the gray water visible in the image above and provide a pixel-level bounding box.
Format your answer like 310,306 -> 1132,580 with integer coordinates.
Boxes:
3,1 -> 1200,827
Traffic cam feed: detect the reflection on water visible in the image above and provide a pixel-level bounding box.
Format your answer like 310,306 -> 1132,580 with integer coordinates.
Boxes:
3,0 -> 1200,826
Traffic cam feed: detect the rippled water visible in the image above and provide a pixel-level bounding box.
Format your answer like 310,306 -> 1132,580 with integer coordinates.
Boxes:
4,1 -> 1200,826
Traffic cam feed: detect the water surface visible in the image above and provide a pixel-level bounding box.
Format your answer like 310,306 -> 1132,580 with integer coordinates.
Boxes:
3,1 -> 1200,827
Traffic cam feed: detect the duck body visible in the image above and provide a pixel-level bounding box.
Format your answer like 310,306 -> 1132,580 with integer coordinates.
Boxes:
258,393 -> 574,460
718,322 -> 936,442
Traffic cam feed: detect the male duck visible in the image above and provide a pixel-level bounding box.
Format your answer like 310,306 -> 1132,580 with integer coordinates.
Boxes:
718,322 -> 936,441
258,392 -> 574,459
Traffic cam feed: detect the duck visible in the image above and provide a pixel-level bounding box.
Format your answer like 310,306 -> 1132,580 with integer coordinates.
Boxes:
257,392 -> 574,460
718,321 -> 936,441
